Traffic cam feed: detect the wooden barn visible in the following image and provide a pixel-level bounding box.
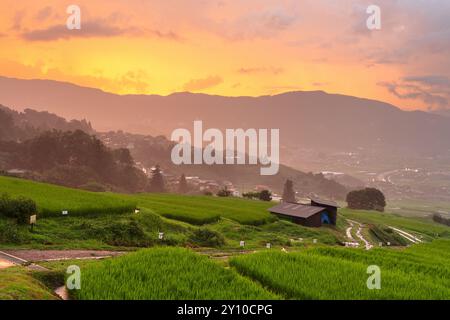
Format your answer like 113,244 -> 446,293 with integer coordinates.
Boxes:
268,197 -> 338,227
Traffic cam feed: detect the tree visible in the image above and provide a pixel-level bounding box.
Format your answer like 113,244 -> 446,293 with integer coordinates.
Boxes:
217,187 -> 231,197
432,213 -> 450,226
243,191 -> 259,200
259,190 -> 272,201
149,165 -> 165,192
178,174 -> 189,193
282,179 -> 296,203
112,148 -> 134,167
0,109 -> 14,140
346,188 -> 386,212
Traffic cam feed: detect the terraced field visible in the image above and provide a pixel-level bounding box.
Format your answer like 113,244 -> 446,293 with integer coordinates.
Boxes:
229,240 -> 450,299
124,193 -> 274,225
0,176 -> 273,225
0,176 -> 136,217
1,176 -> 450,300
0,267 -> 56,300
71,247 -> 278,300
340,208 -> 449,238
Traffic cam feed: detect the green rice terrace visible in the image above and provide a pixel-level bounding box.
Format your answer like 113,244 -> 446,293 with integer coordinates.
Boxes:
0,176 -> 449,300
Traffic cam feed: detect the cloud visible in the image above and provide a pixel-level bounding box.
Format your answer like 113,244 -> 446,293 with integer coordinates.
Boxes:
214,6 -> 298,40
0,58 -> 153,94
183,75 -> 223,91
19,10 -> 182,42
150,29 -> 182,41
264,85 -> 302,94
312,82 -> 330,87
21,22 -> 126,41
11,10 -> 26,31
34,6 -> 53,21
20,20 -> 181,42
379,75 -> 450,109
237,67 -> 283,75
403,75 -> 450,87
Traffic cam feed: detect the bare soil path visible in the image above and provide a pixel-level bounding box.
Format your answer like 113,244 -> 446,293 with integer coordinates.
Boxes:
0,258 -> 15,269
2,250 -> 125,262
346,219 -> 373,250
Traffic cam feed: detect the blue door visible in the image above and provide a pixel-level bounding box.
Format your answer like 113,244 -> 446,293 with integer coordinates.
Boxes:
321,211 -> 331,224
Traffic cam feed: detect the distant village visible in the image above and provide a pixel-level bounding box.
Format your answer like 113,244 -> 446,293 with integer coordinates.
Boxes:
99,131 -> 284,200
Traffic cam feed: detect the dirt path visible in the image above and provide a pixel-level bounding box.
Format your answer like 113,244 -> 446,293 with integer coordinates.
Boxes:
0,250 -> 49,271
2,250 -> 125,262
346,219 -> 373,250
1,250 -> 124,300
346,220 -> 355,241
194,249 -> 256,261
0,258 -> 15,269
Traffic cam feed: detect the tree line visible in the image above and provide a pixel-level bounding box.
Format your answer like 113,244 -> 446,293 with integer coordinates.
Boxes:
1,129 -> 148,193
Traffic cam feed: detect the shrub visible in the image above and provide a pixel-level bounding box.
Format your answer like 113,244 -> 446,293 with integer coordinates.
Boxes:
189,228 -> 225,247
0,193 -> 37,224
99,220 -> 151,247
259,190 -> 272,201
243,190 -> 272,202
217,187 -> 231,197
0,220 -> 24,243
242,191 -> 259,200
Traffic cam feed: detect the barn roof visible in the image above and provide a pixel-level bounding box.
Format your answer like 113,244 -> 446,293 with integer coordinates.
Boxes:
310,197 -> 339,208
268,202 -> 326,218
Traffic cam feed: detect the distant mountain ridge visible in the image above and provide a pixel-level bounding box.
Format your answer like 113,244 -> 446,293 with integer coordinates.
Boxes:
1,76 -> 450,156
433,109 -> 450,118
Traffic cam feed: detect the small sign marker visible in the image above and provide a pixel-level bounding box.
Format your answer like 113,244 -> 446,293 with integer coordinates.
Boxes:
240,241 -> 245,247
29,214 -> 37,232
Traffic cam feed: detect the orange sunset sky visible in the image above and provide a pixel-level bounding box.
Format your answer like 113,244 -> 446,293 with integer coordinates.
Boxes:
0,0 -> 449,111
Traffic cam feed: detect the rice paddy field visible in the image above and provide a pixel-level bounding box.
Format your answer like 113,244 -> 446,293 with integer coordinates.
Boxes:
0,176 -> 136,217
123,193 -> 274,225
0,176 -> 273,225
63,240 -> 450,300
71,247 -> 278,300
340,207 -> 450,238
1,176 -> 450,300
230,240 -> 450,300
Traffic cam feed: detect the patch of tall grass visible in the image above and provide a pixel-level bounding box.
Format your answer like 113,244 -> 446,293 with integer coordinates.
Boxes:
72,247 -> 278,300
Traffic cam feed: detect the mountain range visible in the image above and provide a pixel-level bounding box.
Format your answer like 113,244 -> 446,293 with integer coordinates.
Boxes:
1,76 -> 450,158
